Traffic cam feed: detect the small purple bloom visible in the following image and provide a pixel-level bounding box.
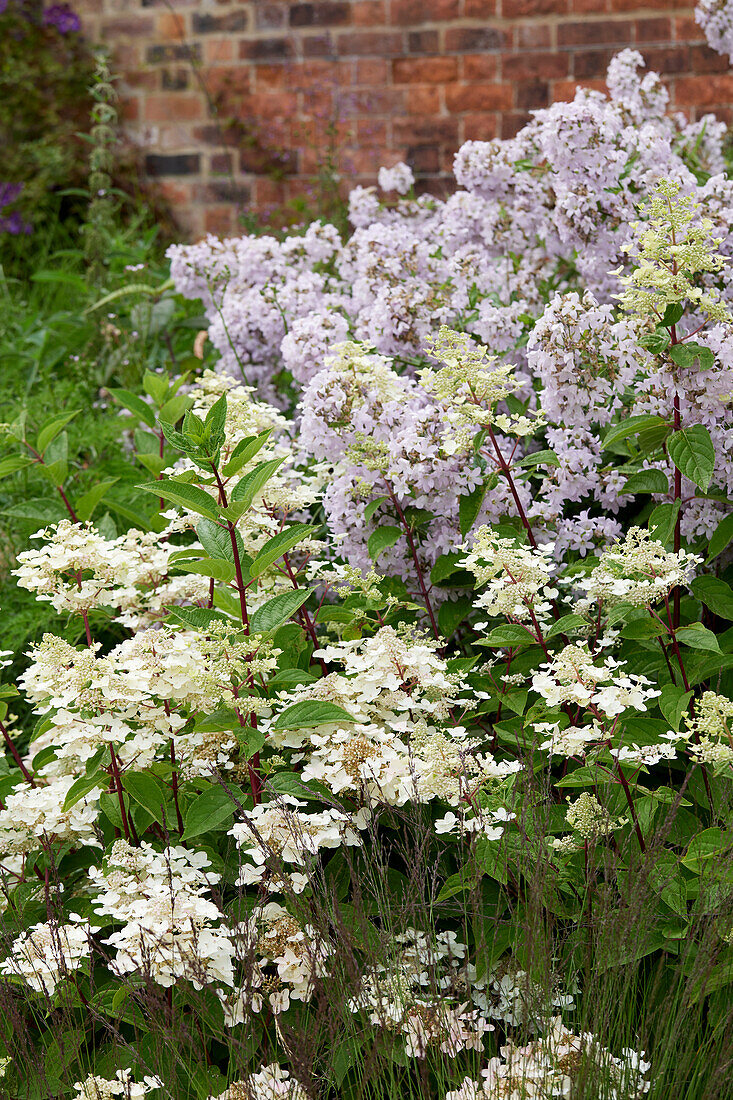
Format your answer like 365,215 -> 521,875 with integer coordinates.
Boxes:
42,3 -> 80,33
0,182 -> 23,210
0,210 -> 32,235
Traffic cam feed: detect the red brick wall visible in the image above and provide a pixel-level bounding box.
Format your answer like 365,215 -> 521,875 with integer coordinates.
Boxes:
74,0 -> 733,238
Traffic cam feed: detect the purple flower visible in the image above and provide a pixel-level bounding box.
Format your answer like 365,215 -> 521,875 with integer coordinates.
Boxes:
0,182 -> 23,210
42,3 -> 80,33
0,210 -> 32,235
0,182 -> 31,235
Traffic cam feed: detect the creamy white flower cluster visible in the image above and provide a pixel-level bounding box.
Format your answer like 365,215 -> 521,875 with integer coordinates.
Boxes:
350,928 -> 493,1059
270,627 -> 519,807
13,517 -> 209,622
532,645 -> 660,719
462,530 -> 557,625
208,1063 -> 309,1100
446,1017 -> 651,1100
221,901 -> 332,1020
577,528 -> 702,609
669,690 -> 733,769
421,327 -> 542,442
73,1070 -> 163,1100
0,772 -> 104,857
89,841 -> 235,990
0,916 -> 93,995
229,795 -> 367,893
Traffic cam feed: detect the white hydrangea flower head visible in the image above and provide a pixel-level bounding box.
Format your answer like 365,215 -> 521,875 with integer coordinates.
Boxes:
0,918 -> 93,995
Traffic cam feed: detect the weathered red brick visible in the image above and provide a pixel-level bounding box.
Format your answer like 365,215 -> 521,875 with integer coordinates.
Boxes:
674,74 -> 733,108
302,34 -> 336,57
353,1 -> 386,24
635,18 -> 671,44
445,83 -> 513,112
503,52 -> 568,80
571,0 -> 608,11
393,57 -> 458,84
515,23 -> 552,49
610,0 -> 674,8
407,30 -> 439,53
516,80 -> 550,109
572,49 -> 611,79
289,2 -> 351,27
641,46 -> 691,75
355,59 -> 390,84
674,15 -> 705,40
503,0 -> 567,15
392,0 -> 459,22
393,116 -> 459,144
462,54 -> 499,82
551,77 -> 605,99
203,38 -> 235,63
255,3 -> 288,30
462,112 -> 499,140
444,27 -> 508,52
405,144 -> 441,172
336,31 -> 403,55
689,44 -> 730,73
557,19 -> 633,47
238,38 -> 293,60
464,0 -> 497,15
144,94 -> 204,122
405,85 -> 441,113
500,111 -> 531,139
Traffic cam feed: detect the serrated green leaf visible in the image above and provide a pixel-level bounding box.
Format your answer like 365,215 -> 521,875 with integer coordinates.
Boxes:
0,455 -> 33,479
250,588 -> 314,634
515,448 -> 560,469
181,785 -> 236,840
546,614 -> 588,638
691,576 -> 733,620
222,429 -> 272,476
230,457 -> 284,507
367,525 -> 401,561
430,552 -> 464,584
603,415 -> 668,450
620,619 -> 667,640
707,513 -> 733,564
123,772 -> 169,826
272,700 -> 355,730
143,369 -> 169,404
138,478 -> 220,521
481,624 -> 536,647
669,342 -> 715,371
165,606 -> 231,631
658,685 -> 693,731
196,518 -> 245,564
459,482 -> 487,537
660,302 -> 684,327
109,388 -> 156,428
75,478 -> 119,522
622,468 -> 669,495
250,523 -> 316,578
667,425 -> 715,491
364,496 -> 389,522
36,410 -> 80,454
62,771 -> 105,811
181,557 -> 237,583
676,622 -> 721,652
438,595 -> 472,637
649,500 -> 681,545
